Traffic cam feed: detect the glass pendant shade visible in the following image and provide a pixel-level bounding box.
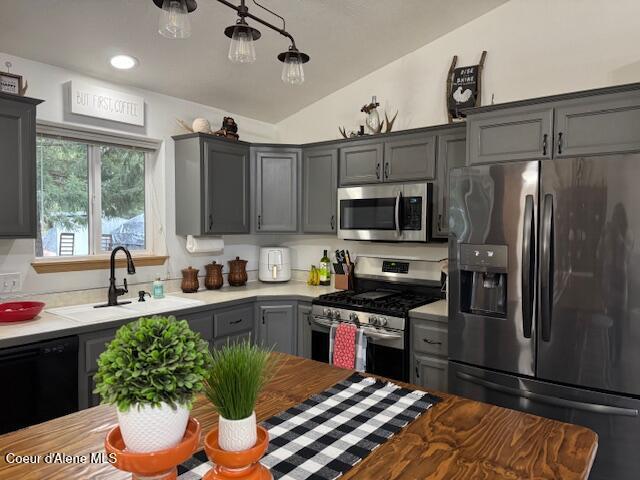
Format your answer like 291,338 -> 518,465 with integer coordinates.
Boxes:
158,0 -> 191,39
228,26 -> 257,64
281,52 -> 305,85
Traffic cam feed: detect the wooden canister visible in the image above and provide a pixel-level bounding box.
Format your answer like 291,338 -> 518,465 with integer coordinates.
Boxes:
227,257 -> 248,287
181,266 -> 200,293
204,261 -> 224,290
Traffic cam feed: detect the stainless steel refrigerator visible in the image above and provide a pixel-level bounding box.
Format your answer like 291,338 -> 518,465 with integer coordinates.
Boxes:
448,157 -> 640,480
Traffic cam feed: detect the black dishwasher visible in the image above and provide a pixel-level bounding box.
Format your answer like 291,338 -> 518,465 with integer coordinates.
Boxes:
0,336 -> 78,434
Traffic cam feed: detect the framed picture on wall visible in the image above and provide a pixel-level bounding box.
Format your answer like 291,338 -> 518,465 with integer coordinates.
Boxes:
0,72 -> 24,95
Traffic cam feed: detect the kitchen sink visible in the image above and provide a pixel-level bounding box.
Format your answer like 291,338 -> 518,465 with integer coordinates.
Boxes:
120,296 -> 205,315
47,296 -> 205,323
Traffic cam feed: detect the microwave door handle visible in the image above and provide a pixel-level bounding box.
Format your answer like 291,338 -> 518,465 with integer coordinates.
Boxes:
395,191 -> 401,235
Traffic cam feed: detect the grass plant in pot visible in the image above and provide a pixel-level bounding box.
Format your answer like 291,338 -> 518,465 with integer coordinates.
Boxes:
94,315 -> 212,452
204,341 -> 278,452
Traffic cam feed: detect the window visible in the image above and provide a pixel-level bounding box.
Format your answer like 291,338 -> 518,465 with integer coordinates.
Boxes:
36,135 -> 149,258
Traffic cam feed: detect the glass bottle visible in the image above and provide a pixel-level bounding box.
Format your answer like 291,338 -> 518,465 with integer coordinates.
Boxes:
320,250 -> 331,286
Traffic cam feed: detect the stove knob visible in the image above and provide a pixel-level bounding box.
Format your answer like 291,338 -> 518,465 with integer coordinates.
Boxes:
334,311 -> 342,320
324,308 -> 332,318
377,317 -> 388,327
369,316 -> 379,326
349,312 -> 359,322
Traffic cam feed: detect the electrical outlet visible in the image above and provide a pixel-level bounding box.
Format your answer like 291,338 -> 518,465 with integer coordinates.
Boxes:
0,273 -> 21,294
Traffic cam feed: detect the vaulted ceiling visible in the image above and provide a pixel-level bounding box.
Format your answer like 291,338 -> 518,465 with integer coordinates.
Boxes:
0,0 -> 507,122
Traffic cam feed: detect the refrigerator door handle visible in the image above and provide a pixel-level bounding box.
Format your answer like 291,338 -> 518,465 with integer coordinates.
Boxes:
456,371 -> 639,417
540,193 -> 554,342
522,194 -> 535,338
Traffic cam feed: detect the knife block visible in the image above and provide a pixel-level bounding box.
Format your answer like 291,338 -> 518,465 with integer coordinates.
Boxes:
334,273 -> 353,291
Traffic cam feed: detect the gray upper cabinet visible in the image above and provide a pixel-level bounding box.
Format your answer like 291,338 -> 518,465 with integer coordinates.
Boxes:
0,94 -> 42,238
339,140 -> 383,185
433,129 -> 466,238
204,140 -> 250,234
383,133 -> 436,182
302,146 -> 338,233
255,148 -> 299,232
467,106 -> 553,164
174,134 -> 250,235
258,303 -> 296,355
554,90 -> 640,157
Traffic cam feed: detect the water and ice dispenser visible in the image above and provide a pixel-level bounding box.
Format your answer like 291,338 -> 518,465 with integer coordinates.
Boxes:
459,244 -> 508,318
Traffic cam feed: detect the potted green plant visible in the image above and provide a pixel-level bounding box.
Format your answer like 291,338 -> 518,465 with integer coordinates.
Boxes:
94,315 -> 212,452
204,341 -> 278,451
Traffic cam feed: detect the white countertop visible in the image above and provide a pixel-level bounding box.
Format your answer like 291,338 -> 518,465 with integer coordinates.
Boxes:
409,299 -> 448,322
0,281 -> 337,348
0,282 -> 446,347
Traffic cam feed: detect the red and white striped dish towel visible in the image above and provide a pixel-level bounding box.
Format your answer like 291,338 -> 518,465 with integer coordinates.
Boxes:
331,323 -> 358,369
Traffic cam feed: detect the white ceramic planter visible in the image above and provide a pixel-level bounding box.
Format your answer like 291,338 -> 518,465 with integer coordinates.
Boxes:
117,402 -> 190,453
218,411 -> 257,452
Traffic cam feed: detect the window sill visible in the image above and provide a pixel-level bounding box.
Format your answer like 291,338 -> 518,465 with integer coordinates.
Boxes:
31,255 -> 169,274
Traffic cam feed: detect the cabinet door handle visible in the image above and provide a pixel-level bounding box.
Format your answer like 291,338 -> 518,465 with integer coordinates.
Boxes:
208,214 -> 213,231
262,312 -> 265,324
542,133 -> 548,156
229,319 -> 243,325
257,215 -> 262,230
330,215 -> 335,230
376,163 -> 381,179
437,214 -> 442,231
415,364 -> 420,378
384,162 -> 389,179
423,338 -> 442,346
557,132 -> 563,155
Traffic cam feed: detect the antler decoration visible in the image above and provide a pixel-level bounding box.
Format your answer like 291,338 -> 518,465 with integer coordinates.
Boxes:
176,118 -> 195,133
385,110 -> 398,133
338,126 -> 348,139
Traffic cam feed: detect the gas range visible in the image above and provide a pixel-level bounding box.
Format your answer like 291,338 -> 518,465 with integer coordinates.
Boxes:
309,256 -> 444,382
312,290 -> 439,331
311,256 -> 444,333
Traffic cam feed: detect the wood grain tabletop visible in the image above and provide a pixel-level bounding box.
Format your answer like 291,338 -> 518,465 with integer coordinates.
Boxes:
0,354 -> 597,479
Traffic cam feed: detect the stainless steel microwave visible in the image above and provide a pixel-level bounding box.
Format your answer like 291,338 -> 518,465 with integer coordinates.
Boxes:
337,182 -> 432,242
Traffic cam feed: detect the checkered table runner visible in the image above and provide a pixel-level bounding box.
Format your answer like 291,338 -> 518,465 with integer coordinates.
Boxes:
177,373 -> 439,480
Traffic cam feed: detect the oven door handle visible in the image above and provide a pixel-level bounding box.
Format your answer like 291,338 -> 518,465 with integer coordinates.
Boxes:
395,191 -> 402,236
311,317 -> 335,329
362,327 -> 403,341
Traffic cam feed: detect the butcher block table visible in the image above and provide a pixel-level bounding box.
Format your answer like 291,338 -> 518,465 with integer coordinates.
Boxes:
0,354 -> 597,480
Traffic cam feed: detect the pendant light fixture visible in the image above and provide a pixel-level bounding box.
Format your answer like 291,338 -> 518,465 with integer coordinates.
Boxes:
154,0 -> 197,39
225,18 -> 261,64
152,0 -> 310,84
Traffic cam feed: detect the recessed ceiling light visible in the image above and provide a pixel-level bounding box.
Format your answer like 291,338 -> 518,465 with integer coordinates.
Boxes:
110,55 -> 138,70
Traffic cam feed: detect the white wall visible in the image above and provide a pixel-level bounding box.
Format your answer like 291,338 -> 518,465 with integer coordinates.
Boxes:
276,0 -> 640,143
0,52 -> 278,296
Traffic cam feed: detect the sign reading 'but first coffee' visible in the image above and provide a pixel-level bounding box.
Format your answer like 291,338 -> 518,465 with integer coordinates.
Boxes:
69,81 -> 145,126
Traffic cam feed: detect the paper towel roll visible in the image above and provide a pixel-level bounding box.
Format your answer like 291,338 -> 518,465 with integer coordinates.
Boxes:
185,235 -> 224,254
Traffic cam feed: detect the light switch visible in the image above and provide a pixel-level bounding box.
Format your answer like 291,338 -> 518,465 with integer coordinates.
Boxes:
0,273 -> 22,294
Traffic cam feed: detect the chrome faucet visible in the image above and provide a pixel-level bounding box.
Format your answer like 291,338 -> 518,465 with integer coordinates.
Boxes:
94,246 -> 136,308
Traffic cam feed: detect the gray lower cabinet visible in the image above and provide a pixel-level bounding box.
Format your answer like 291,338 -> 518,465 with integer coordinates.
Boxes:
180,310 -> 214,344
554,90 -> 640,157
255,148 -> 299,232
257,303 -> 297,355
0,93 -> 42,238
297,303 -> 312,359
174,134 -> 250,235
302,146 -> 338,233
411,353 -> 448,392
79,328 -> 117,409
410,316 -> 448,392
433,130 -> 466,238
467,105 -> 553,164
383,133 -> 436,182
339,140 -> 383,185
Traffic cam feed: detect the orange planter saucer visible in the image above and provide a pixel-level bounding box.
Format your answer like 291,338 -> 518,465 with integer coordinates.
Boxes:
105,417 -> 201,480
203,425 -> 272,480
